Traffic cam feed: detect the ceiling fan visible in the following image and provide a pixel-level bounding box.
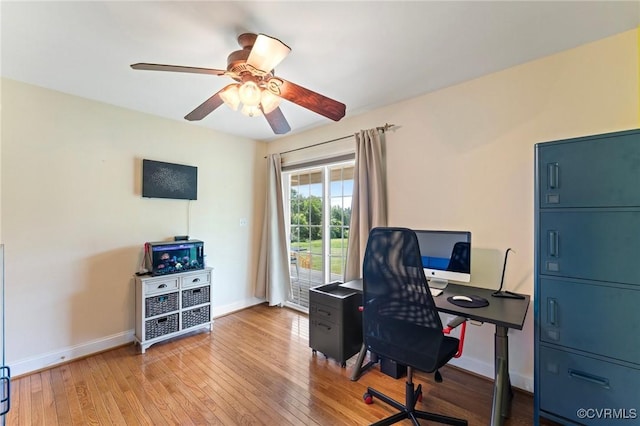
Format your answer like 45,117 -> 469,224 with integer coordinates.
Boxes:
131,33 -> 346,135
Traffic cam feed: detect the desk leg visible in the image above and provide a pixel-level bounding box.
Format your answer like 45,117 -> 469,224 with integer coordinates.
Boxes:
490,326 -> 512,426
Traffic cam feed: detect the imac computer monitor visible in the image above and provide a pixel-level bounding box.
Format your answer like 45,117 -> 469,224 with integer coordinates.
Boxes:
414,230 -> 471,289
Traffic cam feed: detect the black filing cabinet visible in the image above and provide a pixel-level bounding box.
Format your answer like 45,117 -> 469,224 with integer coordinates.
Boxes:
309,282 -> 363,367
534,129 -> 640,425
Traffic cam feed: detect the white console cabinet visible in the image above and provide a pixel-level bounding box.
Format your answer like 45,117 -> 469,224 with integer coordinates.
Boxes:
134,267 -> 213,353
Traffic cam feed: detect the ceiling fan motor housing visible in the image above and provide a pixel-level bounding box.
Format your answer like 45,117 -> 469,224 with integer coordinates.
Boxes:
226,33 -> 273,83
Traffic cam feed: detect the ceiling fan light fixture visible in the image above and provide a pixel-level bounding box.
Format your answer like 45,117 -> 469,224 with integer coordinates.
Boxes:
238,81 -> 261,107
220,84 -> 240,111
260,89 -> 281,114
241,104 -> 263,117
248,34 -> 291,73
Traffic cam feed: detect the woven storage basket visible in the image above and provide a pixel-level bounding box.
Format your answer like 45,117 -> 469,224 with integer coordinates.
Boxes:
145,313 -> 179,340
182,286 -> 210,308
182,305 -> 210,329
145,292 -> 179,318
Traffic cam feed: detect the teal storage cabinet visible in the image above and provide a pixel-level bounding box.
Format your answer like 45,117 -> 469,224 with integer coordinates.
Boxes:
534,129 -> 640,425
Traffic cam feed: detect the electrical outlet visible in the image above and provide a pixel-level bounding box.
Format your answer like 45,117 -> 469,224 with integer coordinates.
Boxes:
239,218 -> 248,227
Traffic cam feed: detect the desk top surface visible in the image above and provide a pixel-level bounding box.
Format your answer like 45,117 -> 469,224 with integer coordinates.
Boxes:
339,279 -> 529,330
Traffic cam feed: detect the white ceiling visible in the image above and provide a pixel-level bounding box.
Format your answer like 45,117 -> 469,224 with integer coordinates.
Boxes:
2,1 -> 638,142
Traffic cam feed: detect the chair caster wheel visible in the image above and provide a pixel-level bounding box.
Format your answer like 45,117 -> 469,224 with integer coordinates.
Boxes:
312,349 -> 317,356
435,370 -> 443,383
363,392 -> 373,405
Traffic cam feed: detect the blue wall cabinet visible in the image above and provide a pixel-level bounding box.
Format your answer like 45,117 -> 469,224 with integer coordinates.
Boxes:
535,129 -> 640,425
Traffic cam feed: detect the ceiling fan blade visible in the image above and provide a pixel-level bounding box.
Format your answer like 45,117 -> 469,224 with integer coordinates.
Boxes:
264,107 -> 291,135
246,34 -> 291,73
184,90 -> 225,121
265,77 -> 345,122
131,63 -> 226,76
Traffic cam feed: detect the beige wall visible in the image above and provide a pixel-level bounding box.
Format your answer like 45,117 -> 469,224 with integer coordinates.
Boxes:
267,29 -> 639,391
1,79 -> 267,374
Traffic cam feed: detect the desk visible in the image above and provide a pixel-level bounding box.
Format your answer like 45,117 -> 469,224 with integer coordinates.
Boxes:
342,280 -> 530,426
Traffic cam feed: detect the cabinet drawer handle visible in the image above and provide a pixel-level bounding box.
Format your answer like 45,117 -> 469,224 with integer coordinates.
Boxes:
548,231 -> 559,257
158,284 -> 167,289
157,318 -> 167,324
317,309 -> 331,317
318,322 -> 331,331
547,298 -> 557,326
547,162 -> 559,189
568,369 -> 610,389
192,278 -> 200,283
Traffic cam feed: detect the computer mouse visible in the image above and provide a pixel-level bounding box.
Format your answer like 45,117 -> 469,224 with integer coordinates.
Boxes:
452,295 -> 473,302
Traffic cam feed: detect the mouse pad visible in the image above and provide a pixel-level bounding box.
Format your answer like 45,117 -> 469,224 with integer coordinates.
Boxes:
447,295 -> 489,308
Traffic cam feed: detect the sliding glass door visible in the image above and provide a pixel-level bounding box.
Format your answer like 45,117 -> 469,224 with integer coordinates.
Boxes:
285,161 -> 354,310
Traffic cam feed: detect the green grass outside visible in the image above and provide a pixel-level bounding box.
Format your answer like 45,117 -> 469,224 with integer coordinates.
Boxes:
291,238 -> 348,274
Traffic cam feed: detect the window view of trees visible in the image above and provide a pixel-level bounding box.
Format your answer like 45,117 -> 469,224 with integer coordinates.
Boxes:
330,205 -> 351,239
290,191 -> 323,242
290,193 -> 351,242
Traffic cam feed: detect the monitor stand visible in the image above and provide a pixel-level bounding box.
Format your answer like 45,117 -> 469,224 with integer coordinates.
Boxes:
428,278 -> 448,290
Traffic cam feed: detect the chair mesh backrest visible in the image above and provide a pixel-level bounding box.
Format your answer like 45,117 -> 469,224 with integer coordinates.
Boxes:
362,227 -> 444,371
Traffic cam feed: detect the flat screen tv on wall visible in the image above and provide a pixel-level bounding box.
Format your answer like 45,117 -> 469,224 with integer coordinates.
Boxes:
142,159 -> 198,200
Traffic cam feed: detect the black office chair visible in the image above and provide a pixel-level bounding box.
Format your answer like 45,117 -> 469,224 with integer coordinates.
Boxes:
361,227 -> 468,426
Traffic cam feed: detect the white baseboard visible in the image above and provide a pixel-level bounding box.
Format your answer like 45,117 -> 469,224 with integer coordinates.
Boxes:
448,355 -> 533,393
212,297 -> 265,318
10,330 -> 135,377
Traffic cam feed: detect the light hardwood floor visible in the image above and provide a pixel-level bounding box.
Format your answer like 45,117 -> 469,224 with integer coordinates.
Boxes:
6,304 -> 537,425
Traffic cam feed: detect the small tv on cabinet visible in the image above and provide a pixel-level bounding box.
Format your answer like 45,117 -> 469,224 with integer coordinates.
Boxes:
413,229 -> 471,289
142,159 -> 197,200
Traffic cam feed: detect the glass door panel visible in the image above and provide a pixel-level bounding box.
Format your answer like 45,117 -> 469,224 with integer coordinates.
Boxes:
285,161 -> 354,310
289,170 -> 324,308
328,164 -> 353,283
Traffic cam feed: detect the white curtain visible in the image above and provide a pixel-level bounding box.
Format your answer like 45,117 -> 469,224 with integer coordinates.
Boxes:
345,129 -> 387,281
255,153 -> 291,305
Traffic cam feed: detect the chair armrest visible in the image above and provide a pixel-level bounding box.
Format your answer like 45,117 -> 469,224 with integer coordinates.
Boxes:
445,316 -> 466,330
443,316 -> 467,358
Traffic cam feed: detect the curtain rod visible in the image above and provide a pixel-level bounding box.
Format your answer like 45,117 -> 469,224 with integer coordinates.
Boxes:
266,123 -> 395,158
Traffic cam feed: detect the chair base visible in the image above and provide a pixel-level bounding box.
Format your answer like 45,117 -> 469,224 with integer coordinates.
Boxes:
366,381 -> 467,426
